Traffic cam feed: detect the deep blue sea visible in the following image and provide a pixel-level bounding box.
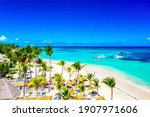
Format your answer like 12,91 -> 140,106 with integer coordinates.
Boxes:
40,46 -> 150,88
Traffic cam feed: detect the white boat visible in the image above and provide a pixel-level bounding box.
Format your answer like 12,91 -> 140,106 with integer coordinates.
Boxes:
114,55 -> 123,58
96,55 -> 106,59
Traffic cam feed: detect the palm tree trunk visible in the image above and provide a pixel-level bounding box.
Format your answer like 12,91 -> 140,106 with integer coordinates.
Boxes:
35,62 -> 37,77
74,70 -> 79,96
49,56 -> 51,79
35,66 -> 37,77
111,88 -> 113,100
36,88 -> 38,97
44,70 -> 46,87
61,66 -> 63,76
18,62 -> 21,79
41,86 -> 44,96
83,91 -> 85,97
77,70 -> 79,79
77,70 -> 79,83
10,61 -> 13,79
37,67 -> 39,77
42,70 -> 44,76
29,59 -> 32,78
23,74 -> 26,99
69,73 -> 71,81
97,87 -> 99,95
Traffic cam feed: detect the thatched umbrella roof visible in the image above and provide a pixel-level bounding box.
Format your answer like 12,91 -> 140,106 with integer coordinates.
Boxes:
0,79 -> 20,100
75,94 -> 85,100
12,81 -> 28,87
66,81 -> 72,86
96,96 -> 105,100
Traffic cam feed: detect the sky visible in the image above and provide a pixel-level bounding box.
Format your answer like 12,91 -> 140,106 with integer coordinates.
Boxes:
0,0 -> 150,46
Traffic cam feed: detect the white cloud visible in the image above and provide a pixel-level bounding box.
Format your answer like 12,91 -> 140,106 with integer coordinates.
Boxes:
146,37 -> 150,40
15,38 -> 19,41
43,40 -> 53,43
0,35 -> 7,41
65,41 -> 72,44
24,40 -> 30,43
122,39 -> 125,42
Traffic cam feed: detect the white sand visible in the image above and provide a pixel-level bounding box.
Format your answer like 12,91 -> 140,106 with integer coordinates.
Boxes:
84,65 -> 150,100
28,59 -> 150,100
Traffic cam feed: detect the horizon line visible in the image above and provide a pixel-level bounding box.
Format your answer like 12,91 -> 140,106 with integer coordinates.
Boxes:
18,45 -> 150,48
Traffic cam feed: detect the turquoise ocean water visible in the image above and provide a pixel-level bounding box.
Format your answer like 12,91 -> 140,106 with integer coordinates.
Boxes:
40,46 -> 150,88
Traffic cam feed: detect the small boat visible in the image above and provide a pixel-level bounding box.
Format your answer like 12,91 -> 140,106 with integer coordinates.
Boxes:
114,55 -> 123,58
96,55 -> 105,59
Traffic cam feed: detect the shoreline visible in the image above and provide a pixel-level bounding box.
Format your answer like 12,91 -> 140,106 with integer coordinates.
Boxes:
90,64 -> 150,92
43,59 -> 150,100
43,58 -> 150,91
87,64 -> 150,100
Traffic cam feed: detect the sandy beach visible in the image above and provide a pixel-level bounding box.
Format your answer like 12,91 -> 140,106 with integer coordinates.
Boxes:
86,65 -> 150,100
38,59 -> 150,100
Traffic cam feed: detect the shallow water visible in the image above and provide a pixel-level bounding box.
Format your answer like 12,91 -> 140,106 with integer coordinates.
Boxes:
40,46 -> 150,87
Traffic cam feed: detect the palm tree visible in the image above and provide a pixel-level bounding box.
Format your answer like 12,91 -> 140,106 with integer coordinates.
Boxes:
59,87 -> 73,100
28,76 -> 48,97
53,73 -> 64,93
40,61 -> 48,81
77,84 -> 86,96
5,50 -> 17,79
55,83 -> 62,93
85,73 -> 95,86
93,79 -> 101,95
39,61 -> 49,91
22,63 -> 28,98
37,58 -> 43,76
24,45 -> 36,79
45,45 -> 53,79
15,49 -> 24,79
32,46 -> 42,77
78,74 -> 87,85
6,50 -> 17,65
66,66 -> 72,81
0,62 -> 11,77
57,60 -> 65,76
71,62 -> 86,82
17,48 -> 30,81
53,73 -> 63,83
71,62 -> 85,96
102,77 -> 116,100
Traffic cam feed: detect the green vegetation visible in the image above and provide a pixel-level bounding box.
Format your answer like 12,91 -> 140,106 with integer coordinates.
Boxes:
0,43 -> 117,100
28,76 -> 48,97
85,73 -> 95,86
66,66 -> 72,81
0,62 -> 11,77
53,73 -> 65,93
58,87 -> 73,100
45,45 -> 53,79
71,62 -> 86,80
77,84 -> 86,96
102,77 -> 116,100
22,63 -> 28,98
57,60 -> 65,76
93,79 -> 101,95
